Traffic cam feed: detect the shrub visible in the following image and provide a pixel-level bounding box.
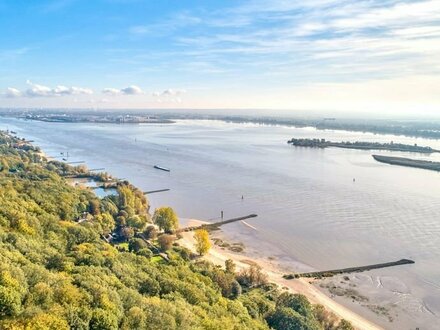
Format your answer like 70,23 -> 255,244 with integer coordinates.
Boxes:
158,234 -> 175,251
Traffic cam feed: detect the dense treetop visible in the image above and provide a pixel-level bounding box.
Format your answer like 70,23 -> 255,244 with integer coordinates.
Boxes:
0,131 -> 352,330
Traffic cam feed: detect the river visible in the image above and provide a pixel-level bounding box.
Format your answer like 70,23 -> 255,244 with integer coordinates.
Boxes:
2,117 -> 439,329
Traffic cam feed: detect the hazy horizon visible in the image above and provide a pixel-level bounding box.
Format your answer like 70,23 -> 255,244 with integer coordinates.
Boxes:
3,107 -> 440,121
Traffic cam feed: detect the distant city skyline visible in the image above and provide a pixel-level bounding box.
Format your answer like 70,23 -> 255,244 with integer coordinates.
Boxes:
1,0 -> 440,116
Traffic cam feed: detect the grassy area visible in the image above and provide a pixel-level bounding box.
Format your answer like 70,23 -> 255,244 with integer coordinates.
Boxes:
116,242 -> 129,251
151,255 -> 165,263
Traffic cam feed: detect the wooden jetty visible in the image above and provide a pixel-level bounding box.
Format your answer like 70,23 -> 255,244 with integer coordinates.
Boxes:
67,161 -> 86,164
143,189 -> 170,195
178,214 -> 258,233
283,259 -> 415,279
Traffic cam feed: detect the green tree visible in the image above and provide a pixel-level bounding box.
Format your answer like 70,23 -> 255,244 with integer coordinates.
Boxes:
126,215 -> 146,231
0,286 -> 21,317
277,293 -> 314,318
89,308 -> 118,330
128,238 -> 148,253
336,319 -> 355,330
268,307 -> 321,330
153,207 -> 179,232
268,293 -> 322,330
89,199 -> 101,216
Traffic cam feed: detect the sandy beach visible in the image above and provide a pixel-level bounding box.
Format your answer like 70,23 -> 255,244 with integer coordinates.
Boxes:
179,219 -> 383,330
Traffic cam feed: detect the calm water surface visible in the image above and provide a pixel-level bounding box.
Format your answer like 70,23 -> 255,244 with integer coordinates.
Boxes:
2,117 -> 440,328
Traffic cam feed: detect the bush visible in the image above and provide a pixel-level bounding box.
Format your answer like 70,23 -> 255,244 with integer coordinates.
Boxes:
143,225 -> 157,240
157,234 -> 175,251
0,286 -> 21,317
237,264 -> 268,288
128,238 -> 148,253
268,306 -> 321,330
137,248 -> 153,258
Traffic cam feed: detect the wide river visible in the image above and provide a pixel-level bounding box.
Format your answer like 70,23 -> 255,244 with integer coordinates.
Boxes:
2,117 -> 440,328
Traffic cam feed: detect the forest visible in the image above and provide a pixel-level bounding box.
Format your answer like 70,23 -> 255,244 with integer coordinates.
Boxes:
0,131 -> 352,330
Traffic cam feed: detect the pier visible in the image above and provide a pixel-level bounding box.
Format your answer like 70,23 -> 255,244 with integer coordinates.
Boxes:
283,259 -> 415,279
89,168 -> 106,172
67,161 -> 86,164
143,188 -> 170,195
178,214 -> 258,233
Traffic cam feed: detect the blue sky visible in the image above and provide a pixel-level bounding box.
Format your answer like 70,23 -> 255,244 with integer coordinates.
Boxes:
1,0 -> 440,115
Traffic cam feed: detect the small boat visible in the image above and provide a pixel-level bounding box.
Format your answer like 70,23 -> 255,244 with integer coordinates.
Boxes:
154,165 -> 170,172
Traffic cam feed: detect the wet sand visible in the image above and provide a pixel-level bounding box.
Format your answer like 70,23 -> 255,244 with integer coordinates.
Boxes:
179,219 -> 383,330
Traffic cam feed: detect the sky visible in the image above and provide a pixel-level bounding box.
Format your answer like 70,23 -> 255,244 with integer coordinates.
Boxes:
1,0 -> 440,116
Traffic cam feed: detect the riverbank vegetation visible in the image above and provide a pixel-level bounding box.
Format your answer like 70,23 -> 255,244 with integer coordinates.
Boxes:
288,138 -> 438,153
0,131 -> 353,329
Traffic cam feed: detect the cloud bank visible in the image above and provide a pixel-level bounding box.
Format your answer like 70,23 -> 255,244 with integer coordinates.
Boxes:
3,81 -> 93,98
102,85 -> 144,95
152,89 -> 186,103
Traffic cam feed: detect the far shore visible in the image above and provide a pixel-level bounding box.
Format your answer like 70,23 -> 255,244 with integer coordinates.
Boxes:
179,219 -> 383,330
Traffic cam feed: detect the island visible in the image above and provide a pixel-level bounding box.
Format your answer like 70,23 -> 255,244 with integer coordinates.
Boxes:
287,138 -> 439,153
372,154 -> 440,171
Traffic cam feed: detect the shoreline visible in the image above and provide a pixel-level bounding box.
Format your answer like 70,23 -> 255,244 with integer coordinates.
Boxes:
179,219 -> 383,330
5,118 -> 435,328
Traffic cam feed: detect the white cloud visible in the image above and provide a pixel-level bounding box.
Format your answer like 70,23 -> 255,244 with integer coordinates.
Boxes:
23,80 -> 93,97
153,88 -> 186,97
121,85 -> 143,95
102,88 -> 121,95
103,85 -> 144,95
1,82 -> 94,99
157,0 -> 440,88
3,87 -> 22,98
152,89 -> 186,103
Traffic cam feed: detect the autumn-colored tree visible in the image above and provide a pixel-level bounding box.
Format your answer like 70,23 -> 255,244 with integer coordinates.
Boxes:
0,131 -> 337,330
143,225 -> 158,240
336,319 -> 355,330
120,227 -> 134,241
237,264 -> 268,288
153,207 -> 179,233
194,229 -> 211,256
157,234 -> 175,251
225,259 -> 236,274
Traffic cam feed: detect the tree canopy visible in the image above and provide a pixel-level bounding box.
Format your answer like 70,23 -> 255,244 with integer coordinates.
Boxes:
194,229 -> 212,256
153,206 -> 179,233
0,131 -> 352,330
